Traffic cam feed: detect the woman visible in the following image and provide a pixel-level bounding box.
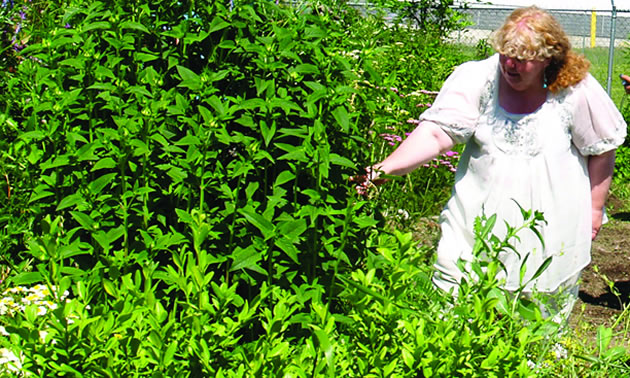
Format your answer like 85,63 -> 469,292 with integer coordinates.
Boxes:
356,7 -> 627,319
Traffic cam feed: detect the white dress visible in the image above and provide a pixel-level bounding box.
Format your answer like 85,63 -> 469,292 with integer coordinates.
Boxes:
418,54 -> 627,293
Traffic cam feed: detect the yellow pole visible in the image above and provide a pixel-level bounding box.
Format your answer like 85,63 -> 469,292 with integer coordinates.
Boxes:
591,8 -> 597,47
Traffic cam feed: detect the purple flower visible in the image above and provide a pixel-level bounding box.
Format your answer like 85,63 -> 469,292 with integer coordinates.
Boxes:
380,133 -> 403,143
418,89 -> 439,95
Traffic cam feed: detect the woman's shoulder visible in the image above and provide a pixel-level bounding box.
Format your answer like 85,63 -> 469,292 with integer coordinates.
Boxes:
562,73 -> 607,102
571,72 -> 599,90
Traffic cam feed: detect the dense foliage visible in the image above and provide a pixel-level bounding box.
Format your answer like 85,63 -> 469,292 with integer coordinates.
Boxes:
0,0 -> 628,375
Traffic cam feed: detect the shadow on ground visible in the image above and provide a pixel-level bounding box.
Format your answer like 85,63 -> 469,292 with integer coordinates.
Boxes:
579,281 -> 630,310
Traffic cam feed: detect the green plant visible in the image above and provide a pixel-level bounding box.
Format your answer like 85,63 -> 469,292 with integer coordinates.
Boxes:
0,0 -> 627,375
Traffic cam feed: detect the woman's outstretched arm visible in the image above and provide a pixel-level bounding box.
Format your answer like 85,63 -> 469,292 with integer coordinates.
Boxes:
352,122 -> 455,194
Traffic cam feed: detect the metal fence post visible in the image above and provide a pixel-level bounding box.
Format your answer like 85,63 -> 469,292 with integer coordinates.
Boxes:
607,0 -> 617,95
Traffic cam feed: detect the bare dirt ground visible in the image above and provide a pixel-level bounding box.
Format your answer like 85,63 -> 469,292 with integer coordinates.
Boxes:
569,194 -> 630,347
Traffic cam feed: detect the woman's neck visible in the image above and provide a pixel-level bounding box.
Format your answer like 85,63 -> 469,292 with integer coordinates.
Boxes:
498,75 -> 548,114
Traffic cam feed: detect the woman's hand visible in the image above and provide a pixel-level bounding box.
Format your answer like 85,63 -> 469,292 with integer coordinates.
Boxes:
621,74 -> 630,94
349,166 -> 388,196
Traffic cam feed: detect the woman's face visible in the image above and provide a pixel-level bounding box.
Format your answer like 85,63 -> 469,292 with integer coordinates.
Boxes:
499,54 -> 549,91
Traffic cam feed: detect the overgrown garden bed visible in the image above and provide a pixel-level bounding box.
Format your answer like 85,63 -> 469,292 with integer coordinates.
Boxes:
0,0 -> 628,375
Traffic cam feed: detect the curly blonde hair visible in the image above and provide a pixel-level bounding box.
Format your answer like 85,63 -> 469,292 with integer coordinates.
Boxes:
489,6 -> 590,93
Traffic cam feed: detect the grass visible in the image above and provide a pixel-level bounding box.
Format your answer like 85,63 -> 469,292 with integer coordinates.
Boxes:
579,45 -> 630,108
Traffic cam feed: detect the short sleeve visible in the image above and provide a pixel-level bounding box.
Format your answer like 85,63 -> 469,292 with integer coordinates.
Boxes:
570,74 -> 627,155
418,55 -> 497,144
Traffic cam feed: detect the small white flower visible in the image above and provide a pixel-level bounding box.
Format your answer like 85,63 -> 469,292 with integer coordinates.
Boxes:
527,359 -> 536,370
397,209 -> 410,220
0,348 -> 21,373
552,343 -> 568,359
37,306 -> 48,316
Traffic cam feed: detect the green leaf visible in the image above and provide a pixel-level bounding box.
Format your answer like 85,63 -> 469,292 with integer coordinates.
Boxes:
353,215 -> 378,229
56,193 -> 87,211
19,131 -> 45,141
70,211 -> 96,231
199,104 -> 216,122
401,348 -> 415,369
277,143 -> 307,162
597,325 -> 613,350
209,17 -> 230,33
130,139 -> 150,156
274,170 -> 295,187
229,246 -> 266,274
268,341 -> 290,358
29,185 -> 54,203
120,21 -> 149,33
312,328 -> 334,369
332,106 -> 350,132
516,298 -> 538,321
41,155 -> 70,170
238,98 -> 267,111
88,173 -> 117,195
269,97 -> 302,115
176,65 -> 201,91
60,266 -> 86,277
9,272 -> 43,286
481,346 -> 501,369
329,153 -> 354,168
166,166 -> 188,183
82,21 -> 111,32
59,58 -> 85,70
127,85 -> 153,99
260,120 -> 276,147
103,279 -> 118,298
88,82 -> 117,91
107,226 -> 126,243
305,26 -> 327,39
274,237 -> 299,263
134,52 -> 158,62
528,256 -> 552,283
294,64 -> 319,75
163,342 -> 178,367
175,135 -> 201,146
337,275 -> 390,307
239,208 -> 274,236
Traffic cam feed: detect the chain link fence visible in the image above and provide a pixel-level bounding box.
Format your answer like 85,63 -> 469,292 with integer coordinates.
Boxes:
450,6 -> 630,98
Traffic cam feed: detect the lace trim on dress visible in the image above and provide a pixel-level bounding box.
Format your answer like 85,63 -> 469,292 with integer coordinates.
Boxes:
490,110 -> 541,156
580,120 -> 628,155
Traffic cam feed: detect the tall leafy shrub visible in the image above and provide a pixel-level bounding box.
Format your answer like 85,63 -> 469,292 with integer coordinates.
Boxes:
0,0 -> 385,374
0,0 -> 568,376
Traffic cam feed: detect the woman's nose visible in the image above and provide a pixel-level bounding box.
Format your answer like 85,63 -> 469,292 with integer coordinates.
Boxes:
505,57 -> 518,68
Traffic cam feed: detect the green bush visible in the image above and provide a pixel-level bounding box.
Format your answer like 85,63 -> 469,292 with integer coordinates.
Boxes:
0,0 -> 627,375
